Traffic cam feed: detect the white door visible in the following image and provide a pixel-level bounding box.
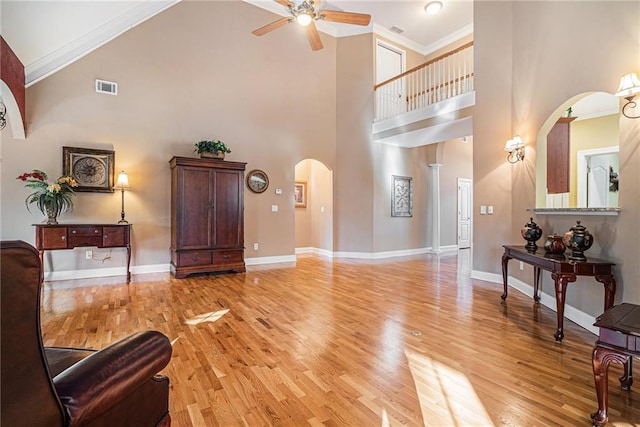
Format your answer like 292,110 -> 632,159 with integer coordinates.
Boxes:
376,41 -> 405,119
577,147 -> 619,208
587,154 -> 615,207
457,178 -> 472,249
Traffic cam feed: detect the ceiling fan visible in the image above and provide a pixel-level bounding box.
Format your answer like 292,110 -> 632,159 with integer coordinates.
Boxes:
252,0 -> 371,51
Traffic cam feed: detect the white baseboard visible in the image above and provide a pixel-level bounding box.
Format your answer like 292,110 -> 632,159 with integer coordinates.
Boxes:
471,269 -> 598,335
44,263 -> 169,282
245,255 -> 297,266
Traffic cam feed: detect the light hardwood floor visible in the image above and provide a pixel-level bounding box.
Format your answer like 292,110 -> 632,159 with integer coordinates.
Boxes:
41,251 -> 640,426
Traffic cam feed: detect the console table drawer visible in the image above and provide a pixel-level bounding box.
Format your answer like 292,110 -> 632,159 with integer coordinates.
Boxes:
69,227 -> 102,236
103,227 -> 126,247
40,227 -> 68,249
178,251 -> 212,267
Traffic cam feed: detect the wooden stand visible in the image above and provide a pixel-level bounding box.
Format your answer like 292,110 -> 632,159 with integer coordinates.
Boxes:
501,245 -> 616,342
34,224 -> 131,283
591,304 -> 640,427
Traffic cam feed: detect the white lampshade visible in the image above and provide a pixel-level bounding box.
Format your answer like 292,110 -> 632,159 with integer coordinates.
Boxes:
115,171 -> 129,189
296,13 -> 312,26
615,73 -> 640,98
505,135 -> 524,152
424,1 -> 443,15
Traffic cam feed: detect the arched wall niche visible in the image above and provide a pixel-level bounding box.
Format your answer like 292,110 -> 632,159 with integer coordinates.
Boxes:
535,91 -> 620,210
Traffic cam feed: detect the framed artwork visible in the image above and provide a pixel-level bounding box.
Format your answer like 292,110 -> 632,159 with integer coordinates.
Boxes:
63,147 -> 115,193
392,175 -> 413,217
294,181 -> 307,208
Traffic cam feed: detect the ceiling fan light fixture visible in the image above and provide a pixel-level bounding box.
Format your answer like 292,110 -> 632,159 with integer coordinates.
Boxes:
425,1 -> 443,15
296,12 -> 313,26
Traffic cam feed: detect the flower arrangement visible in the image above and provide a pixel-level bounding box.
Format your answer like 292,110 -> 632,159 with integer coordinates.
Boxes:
17,169 -> 79,224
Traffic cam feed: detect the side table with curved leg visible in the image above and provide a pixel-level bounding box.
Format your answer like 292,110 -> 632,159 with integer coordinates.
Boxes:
501,245 -> 616,343
591,304 -> 640,427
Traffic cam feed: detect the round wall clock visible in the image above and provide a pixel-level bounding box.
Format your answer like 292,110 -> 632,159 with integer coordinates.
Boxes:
246,169 -> 269,193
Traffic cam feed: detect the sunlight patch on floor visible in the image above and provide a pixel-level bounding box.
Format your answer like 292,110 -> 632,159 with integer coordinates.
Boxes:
405,348 -> 494,426
184,308 -> 230,325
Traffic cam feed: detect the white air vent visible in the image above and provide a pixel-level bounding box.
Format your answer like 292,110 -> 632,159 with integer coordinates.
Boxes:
95,79 -> 118,95
389,26 -> 404,34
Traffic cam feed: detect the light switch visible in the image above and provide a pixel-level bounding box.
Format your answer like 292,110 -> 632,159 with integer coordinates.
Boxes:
480,205 -> 487,215
271,205 -> 278,212
488,206 -> 494,214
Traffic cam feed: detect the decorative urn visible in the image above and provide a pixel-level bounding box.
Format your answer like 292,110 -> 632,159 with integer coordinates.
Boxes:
521,217 -> 543,252
563,220 -> 594,261
543,235 -> 566,255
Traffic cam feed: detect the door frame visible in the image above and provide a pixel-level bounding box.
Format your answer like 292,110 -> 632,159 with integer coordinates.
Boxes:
375,39 -> 406,84
576,146 -> 618,207
457,178 -> 473,249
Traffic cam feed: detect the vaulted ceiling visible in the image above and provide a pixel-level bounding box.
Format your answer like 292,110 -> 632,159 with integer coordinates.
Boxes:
1,0 -> 474,87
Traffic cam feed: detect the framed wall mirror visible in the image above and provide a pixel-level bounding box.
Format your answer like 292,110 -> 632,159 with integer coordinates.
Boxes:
535,92 -> 620,209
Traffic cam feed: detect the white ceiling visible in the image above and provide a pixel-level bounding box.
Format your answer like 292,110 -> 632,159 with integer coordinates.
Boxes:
0,0 -> 473,86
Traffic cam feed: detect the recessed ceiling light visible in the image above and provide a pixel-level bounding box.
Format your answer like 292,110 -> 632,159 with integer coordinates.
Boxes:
425,1 -> 443,15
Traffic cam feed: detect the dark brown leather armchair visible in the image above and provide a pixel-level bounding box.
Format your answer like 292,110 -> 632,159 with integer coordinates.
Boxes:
1,240 -> 172,426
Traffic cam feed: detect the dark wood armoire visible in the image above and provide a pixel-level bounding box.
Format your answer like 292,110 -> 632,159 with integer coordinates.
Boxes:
169,156 -> 246,278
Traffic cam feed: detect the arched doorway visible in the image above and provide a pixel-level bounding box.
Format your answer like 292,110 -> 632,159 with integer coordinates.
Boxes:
294,159 -> 333,256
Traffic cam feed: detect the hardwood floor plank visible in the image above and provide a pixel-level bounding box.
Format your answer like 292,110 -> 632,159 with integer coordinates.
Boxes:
40,252 -> 640,426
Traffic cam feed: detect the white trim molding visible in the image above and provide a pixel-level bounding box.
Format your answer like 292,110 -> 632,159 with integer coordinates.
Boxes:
25,0 -> 181,86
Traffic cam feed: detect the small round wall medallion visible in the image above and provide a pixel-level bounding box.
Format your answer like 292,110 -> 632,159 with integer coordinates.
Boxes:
246,169 -> 269,194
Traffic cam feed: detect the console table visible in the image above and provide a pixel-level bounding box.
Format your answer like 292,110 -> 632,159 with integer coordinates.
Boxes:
591,303 -> 640,427
501,245 -> 616,342
34,224 -> 131,283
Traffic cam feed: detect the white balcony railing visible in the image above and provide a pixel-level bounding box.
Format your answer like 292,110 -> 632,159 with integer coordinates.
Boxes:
374,42 -> 474,121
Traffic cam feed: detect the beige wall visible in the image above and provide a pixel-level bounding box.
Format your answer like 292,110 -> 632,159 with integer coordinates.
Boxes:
1,1 -> 339,271
474,1 -> 640,316
439,136 -> 474,246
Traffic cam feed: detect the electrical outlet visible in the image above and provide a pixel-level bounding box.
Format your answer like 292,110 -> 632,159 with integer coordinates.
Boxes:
519,261 -> 524,271
275,188 -> 282,195
85,250 -> 92,260
488,205 -> 494,214
271,205 -> 278,212
253,243 -> 259,250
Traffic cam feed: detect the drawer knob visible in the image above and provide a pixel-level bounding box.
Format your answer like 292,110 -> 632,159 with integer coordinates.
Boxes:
94,230 -> 99,234
61,236 -> 66,241
72,230 -> 77,234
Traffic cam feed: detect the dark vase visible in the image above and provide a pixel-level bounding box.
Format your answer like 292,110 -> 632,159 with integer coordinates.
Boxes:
521,217 -> 543,252
544,235 -> 565,255
563,220 -> 594,261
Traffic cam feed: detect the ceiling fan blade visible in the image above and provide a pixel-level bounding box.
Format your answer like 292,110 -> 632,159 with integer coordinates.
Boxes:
252,17 -> 292,36
319,10 -> 371,26
306,20 -> 323,51
274,0 -> 293,7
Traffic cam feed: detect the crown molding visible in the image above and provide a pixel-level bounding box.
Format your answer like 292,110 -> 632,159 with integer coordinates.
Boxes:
421,23 -> 474,56
25,0 -> 181,87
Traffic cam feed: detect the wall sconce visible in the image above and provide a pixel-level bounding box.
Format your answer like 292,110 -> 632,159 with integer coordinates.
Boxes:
615,72 -> 640,119
0,101 -> 6,130
115,171 -> 130,224
505,135 -> 525,163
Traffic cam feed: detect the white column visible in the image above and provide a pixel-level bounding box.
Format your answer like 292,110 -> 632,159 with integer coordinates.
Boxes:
429,163 -> 442,254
